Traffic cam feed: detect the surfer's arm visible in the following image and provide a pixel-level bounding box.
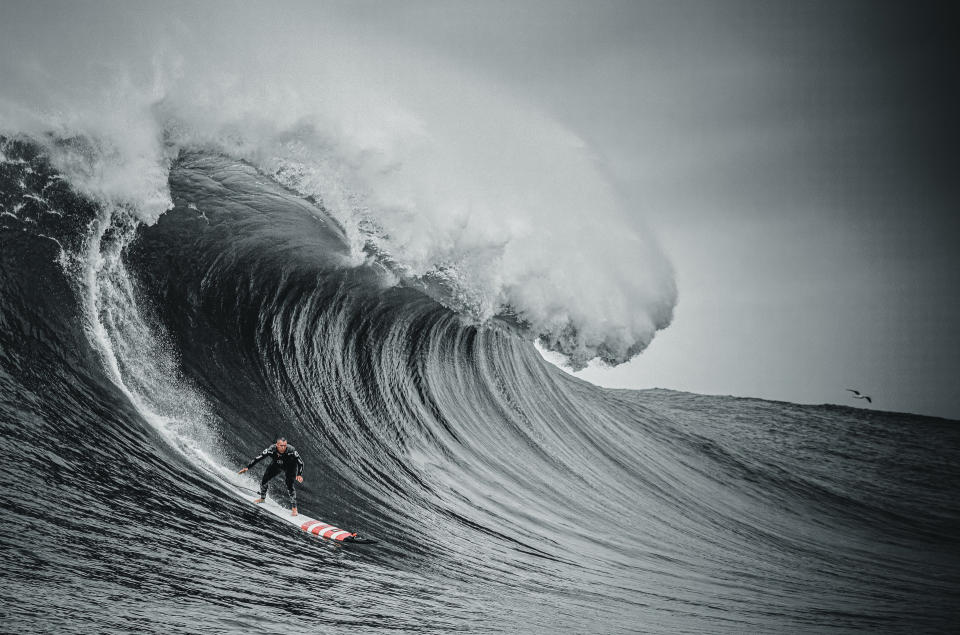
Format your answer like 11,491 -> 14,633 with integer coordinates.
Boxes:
245,446 -> 274,469
293,448 -> 304,477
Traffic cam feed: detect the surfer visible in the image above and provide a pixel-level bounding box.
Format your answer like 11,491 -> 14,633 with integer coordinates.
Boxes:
238,437 -> 304,516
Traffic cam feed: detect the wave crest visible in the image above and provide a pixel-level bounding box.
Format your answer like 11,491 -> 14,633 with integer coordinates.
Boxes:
0,14 -> 676,367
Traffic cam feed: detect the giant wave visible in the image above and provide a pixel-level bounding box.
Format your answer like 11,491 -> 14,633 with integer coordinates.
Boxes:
1,137 -> 958,632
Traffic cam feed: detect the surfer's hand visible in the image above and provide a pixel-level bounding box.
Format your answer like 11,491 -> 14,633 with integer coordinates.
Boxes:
296,475 -> 303,483
238,467 -> 248,474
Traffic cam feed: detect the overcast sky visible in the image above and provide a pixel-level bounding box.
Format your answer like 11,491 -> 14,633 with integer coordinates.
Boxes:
325,0 -> 958,418
3,1 -> 957,418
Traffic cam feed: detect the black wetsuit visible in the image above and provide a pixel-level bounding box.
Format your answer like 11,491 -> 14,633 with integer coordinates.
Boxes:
246,444 -> 304,507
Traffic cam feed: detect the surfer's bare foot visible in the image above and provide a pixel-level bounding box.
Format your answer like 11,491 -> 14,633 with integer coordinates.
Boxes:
253,498 -> 264,504
291,507 -> 298,516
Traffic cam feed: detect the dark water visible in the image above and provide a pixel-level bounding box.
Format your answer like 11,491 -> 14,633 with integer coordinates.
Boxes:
1,137 -> 958,633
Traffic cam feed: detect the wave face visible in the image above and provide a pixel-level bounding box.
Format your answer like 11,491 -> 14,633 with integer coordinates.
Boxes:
2,138 -> 959,633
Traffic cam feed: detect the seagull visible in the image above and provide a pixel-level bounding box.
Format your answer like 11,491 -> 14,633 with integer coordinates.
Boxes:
846,388 -> 872,404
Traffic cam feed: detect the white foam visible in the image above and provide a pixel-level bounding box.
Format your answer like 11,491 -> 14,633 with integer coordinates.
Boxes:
75,205 -> 261,502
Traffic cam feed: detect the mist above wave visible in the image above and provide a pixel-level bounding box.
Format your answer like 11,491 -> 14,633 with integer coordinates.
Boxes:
0,2 -> 676,368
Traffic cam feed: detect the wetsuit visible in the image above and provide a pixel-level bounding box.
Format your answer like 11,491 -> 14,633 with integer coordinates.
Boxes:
246,444 -> 304,507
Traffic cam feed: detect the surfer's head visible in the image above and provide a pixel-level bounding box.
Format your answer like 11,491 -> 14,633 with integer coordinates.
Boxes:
276,437 -> 288,453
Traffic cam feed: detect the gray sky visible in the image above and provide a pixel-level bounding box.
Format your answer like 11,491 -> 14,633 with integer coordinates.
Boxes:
328,0 -> 958,418
3,1 -> 957,418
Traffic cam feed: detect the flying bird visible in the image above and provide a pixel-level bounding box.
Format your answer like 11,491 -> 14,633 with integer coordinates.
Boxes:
846,388 -> 872,403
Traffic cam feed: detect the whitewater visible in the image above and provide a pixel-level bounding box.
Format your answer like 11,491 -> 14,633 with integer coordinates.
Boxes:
2,4 -> 959,633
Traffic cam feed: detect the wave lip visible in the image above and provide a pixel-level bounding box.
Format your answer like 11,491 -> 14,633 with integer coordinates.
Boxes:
2,10 -> 678,370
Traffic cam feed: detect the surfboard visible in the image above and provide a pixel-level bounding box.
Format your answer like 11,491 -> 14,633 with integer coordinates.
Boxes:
284,512 -> 377,544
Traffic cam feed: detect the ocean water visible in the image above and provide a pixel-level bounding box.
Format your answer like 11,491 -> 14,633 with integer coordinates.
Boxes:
1,138 -> 958,633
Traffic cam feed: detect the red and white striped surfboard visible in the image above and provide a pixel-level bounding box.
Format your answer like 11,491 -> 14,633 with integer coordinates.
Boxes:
290,514 -> 377,544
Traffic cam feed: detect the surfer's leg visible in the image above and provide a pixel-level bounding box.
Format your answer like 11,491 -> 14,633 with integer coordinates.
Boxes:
259,463 -> 281,499
285,470 -> 297,503
285,469 -> 298,515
